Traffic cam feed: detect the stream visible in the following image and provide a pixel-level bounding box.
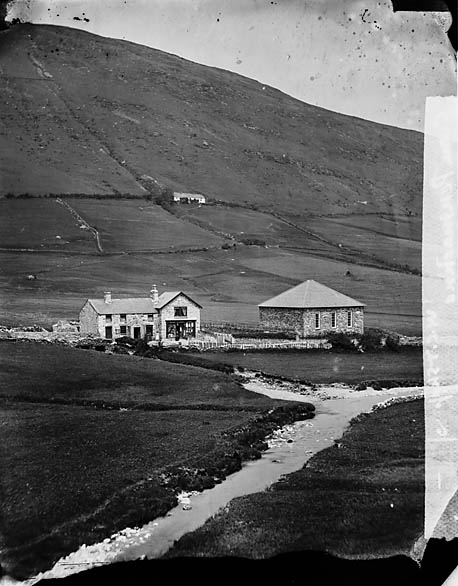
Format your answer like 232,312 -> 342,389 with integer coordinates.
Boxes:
25,376 -> 423,584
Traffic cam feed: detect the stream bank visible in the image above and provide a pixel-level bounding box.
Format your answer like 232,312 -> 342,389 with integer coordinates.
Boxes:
25,375 -> 423,584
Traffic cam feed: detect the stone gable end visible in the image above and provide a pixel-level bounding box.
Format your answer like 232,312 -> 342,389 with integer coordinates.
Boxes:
79,301 -> 99,335
158,294 -> 201,340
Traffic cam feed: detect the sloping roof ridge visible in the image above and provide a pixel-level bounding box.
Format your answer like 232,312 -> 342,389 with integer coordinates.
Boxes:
156,291 -> 203,309
258,279 -> 365,308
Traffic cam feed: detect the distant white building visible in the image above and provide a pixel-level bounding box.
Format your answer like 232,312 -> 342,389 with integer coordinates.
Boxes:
173,192 -> 206,204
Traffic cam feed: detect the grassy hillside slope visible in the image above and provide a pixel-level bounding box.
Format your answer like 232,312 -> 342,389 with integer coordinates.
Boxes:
0,24 -> 423,335
0,23 -> 422,216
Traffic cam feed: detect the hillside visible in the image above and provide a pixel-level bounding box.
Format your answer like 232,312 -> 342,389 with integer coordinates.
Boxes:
0,24 -> 423,335
0,23 -> 422,216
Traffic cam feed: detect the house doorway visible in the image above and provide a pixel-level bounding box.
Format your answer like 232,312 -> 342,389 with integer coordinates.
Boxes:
133,327 -> 141,339
105,326 -> 112,339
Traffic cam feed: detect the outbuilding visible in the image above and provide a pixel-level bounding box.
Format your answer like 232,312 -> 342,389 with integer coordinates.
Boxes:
258,279 -> 365,338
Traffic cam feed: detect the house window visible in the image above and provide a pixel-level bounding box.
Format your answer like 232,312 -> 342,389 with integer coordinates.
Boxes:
347,311 -> 353,327
147,314 -> 154,321
314,312 -> 320,329
120,314 -> 127,323
174,306 -> 187,317
105,314 -> 112,322
120,325 -> 127,335
331,312 -> 336,328
166,320 -> 196,339
184,321 -> 196,337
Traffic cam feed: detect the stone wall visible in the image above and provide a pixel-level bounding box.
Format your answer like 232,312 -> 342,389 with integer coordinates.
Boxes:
259,307 -> 304,333
303,307 -> 364,336
158,293 -> 201,339
79,302 -> 99,335
79,302 -> 157,339
259,306 -> 364,337
98,313 -> 156,339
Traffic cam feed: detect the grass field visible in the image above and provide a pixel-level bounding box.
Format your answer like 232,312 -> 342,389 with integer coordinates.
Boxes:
177,205 -> 422,273
0,340 -> 313,578
65,199 -> 223,253
0,199 -> 94,252
193,348 -> 423,385
1,402 -> 256,548
0,340 -> 275,409
302,215 -> 422,272
0,243 -> 422,336
166,399 -> 424,560
0,199 -> 223,255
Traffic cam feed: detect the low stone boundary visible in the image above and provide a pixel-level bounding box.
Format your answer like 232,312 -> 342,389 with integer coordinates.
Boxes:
179,339 -> 331,351
398,336 -> 422,346
0,328 -> 98,345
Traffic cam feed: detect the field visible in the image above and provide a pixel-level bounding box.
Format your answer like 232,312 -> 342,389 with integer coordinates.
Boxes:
194,348 -> 424,385
177,205 -> 422,273
166,399 -> 425,560
0,25 -> 424,337
0,228 -> 422,335
0,340 -> 274,408
0,198 -> 223,255
0,340 -> 313,578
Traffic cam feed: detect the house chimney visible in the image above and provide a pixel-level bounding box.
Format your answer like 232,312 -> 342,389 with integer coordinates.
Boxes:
151,284 -> 159,305
104,291 -> 112,304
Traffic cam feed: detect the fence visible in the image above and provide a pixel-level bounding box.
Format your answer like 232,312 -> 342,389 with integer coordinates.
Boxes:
178,337 -> 331,351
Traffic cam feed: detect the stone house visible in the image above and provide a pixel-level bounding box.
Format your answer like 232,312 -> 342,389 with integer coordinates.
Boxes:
79,286 -> 202,341
258,280 -> 365,338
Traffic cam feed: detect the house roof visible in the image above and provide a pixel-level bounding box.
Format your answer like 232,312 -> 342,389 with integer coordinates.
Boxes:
85,291 -> 202,314
87,298 -> 159,315
155,291 -> 203,309
258,280 -> 365,309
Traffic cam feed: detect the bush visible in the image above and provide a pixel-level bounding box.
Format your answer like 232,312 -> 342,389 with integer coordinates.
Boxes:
133,338 -> 151,355
115,336 -> 137,348
327,332 -> 357,352
385,334 -> 401,351
155,187 -> 175,211
239,238 -> 266,246
110,345 -> 131,355
358,330 -> 385,352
